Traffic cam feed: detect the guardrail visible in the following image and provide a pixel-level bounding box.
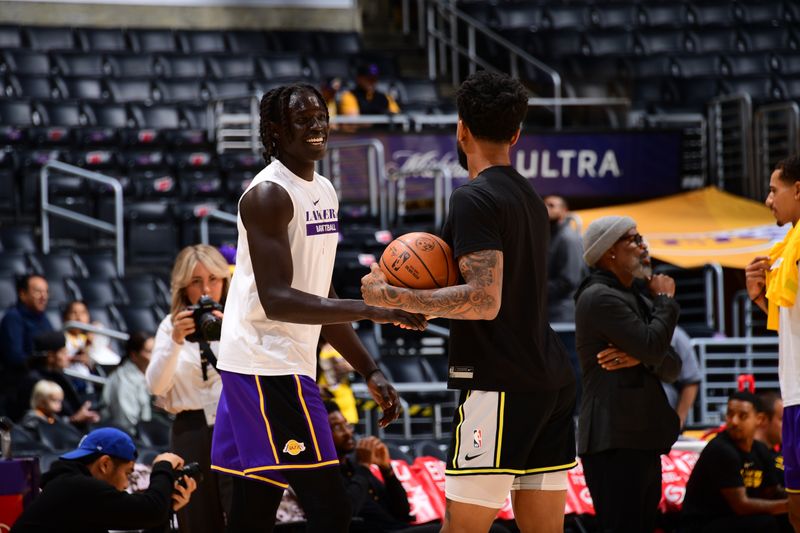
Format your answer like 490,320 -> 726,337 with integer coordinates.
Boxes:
41,160 -> 125,276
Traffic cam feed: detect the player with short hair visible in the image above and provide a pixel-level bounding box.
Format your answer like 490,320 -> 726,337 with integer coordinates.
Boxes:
210,83 -> 426,532
361,71 -> 576,533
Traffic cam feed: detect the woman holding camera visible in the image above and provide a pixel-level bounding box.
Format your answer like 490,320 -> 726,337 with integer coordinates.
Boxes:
146,244 -> 231,533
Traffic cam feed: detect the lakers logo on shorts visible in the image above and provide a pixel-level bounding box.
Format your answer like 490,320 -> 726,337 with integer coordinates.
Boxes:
283,440 -> 306,456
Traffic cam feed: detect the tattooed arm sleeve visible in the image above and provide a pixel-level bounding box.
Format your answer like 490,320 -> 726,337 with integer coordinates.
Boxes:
375,249 -> 503,320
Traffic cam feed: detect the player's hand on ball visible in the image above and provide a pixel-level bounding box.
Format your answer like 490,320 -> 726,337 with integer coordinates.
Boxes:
361,263 -> 389,307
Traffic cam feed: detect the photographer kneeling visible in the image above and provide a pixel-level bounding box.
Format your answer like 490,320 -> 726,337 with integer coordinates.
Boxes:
146,245 -> 231,533
11,427 -> 196,533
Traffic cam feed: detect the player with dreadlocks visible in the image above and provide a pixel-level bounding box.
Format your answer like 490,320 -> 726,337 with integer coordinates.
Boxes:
210,83 -> 426,532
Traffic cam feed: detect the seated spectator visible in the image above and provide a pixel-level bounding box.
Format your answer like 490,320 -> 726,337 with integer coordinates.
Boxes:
10,427 -> 196,533
63,300 -> 121,369
321,76 -> 343,121
101,331 -> 154,435
325,401 -> 509,533
0,275 -> 53,407
756,391 -> 784,480
318,342 -> 358,424
339,63 -> 400,116
682,391 -> 790,532
20,380 -> 77,440
15,331 -> 99,427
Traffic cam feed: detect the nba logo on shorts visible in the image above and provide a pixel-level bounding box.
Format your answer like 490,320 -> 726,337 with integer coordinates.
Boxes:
473,429 -> 482,448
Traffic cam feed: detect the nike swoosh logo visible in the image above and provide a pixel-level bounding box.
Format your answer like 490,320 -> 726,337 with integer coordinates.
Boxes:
313,198 -> 320,205
464,452 -> 486,461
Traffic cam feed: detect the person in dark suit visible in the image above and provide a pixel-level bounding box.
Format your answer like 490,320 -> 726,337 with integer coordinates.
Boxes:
574,215 -> 682,533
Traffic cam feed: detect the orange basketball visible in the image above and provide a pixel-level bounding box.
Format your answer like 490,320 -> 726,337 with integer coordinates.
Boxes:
379,232 -> 458,289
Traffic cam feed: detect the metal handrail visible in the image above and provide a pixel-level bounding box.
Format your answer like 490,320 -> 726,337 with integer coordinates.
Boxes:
322,138 -> 388,227
41,160 -> 125,276
708,93 -> 754,198
386,165 -> 453,229
63,320 -> 130,342
423,0 -> 563,128
754,101 -> 800,200
198,208 -> 238,246
704,263 -> 724,333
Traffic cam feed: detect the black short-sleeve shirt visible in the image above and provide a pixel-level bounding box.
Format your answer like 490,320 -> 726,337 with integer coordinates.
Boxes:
441,166 -> 574,392
682,430 -> 780,521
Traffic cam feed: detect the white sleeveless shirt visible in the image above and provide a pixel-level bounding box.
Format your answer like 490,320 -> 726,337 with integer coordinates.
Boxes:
217,159 -> 339,378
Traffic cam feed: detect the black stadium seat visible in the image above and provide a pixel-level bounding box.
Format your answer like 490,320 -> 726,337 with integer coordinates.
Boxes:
44,277 -> 74,309
543,5 -> 590,31
160,55 -> 208,79
0,100 -> 37,144
77,28 -> 129,52
0,251 -> 29,277
1,50 -> 51,76
0,278 -> 17,311
208,56 -> 258,80
590,4 -> 636,31
118,304 -> 160,334
53,52 -> 108,77
179,30 -> 227,54
24,26 -> 78,51
6,74 -> 56,99
257,55 -> 307,80
126,201 -> 178,263
61,77 -> 106,101
69,278 -> 126,307
106,79 -> 155,103
35,101 -> 86,145
28,251 -> 86,280
157,80 -> 206,103
226,31 -> 273,54
107,54 -> 158,78
317,32 -> 362,55
0,26 -> 22,49
121,274 -> 167,308
80,251 -> 120,280
273,31 -> 317,55
637,4 -> 688,29
131,29 -> 178,54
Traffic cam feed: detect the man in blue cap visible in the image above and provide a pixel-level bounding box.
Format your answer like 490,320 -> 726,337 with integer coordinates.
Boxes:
11,427 -> 197,533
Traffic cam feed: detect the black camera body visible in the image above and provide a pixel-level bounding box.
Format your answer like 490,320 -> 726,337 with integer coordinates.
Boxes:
185,295 -> 224,343
176,461 -> 203,488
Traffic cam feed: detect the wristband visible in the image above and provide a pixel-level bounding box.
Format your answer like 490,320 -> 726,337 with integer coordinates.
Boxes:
365,368 -> 382,382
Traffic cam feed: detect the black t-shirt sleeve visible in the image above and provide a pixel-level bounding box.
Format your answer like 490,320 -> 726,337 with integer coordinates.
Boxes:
705,438 -> 746,489
448,185 -> 502,259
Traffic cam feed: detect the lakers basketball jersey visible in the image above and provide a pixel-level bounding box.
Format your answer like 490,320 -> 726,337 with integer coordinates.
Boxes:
217,159 -> 339,378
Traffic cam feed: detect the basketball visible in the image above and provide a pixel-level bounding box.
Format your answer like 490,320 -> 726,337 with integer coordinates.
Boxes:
379,232 -> 458,289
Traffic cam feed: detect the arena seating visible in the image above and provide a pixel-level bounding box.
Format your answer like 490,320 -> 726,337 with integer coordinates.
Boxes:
460,0 -> 800,112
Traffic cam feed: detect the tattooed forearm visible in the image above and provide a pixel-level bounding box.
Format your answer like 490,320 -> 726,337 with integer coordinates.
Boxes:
378,250 -> 503,320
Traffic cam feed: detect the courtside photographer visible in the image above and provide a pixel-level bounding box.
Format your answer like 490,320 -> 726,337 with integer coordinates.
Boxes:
10,427 -> 197,533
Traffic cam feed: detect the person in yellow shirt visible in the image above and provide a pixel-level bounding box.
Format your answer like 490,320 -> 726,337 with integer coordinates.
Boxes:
338,64 -> 401,117
318,342 -> 359,424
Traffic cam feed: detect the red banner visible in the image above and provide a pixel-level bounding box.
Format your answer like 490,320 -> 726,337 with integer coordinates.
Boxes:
371,450 -> 701,523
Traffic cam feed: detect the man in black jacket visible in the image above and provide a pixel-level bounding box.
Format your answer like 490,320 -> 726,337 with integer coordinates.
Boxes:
11,427 -> 196,533
574,215 -> 682,533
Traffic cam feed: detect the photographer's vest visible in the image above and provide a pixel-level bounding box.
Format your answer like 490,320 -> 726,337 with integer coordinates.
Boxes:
217,159 -> 339,378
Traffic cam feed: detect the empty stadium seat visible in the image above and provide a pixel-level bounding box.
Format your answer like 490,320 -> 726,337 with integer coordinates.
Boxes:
1,226 -> 36,252
272,31 -> 317,54
0,251 -> 29,277
80,251 -> 119,280
207,55 -> 259,80
316,31 -> 362,55
636,30 -> 691,56
686,2 -> 737,28
24,27 -> 78,51
45,277 -> 74,309
53,52 -> 108,77
226,30 -> 274,54
118,304 -> 160,334
179,30 -> 227,54
159,55 -> 208,79
34,101 -> 86,145
77,28 -> 129,52
0,100 -> 38,144
307,55 -> 351,81
0,278 -> 16,308
28,251 -> 87,280
157,79 -> 207,103
257,54 -> 307,80
637,3 -> 688,29
69,277 -> 126,307
0,26 -> 22,49
5,74 -> 58,99
121,274 -> 168,308
37,420 -> 83,451
0,149 -> 16,213
591,4 -> 636,30
544,5 -> 590,31
125,201 -> 178,263
81,102 -> 130,144
740,28 -> 798,53
494,3 -> 544,32
106,79 -> 155,103
1,50 -> 51,76
107,54 -> 158,78
61,77 -> 106,101
130,29 -> 178,54
204,79 -> 252,100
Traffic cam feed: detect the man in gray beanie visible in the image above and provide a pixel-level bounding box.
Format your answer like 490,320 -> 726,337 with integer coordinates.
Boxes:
573,215 -> 682,533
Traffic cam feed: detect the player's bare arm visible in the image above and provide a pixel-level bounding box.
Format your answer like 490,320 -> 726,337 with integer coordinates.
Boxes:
745,255 -> 769,314
242,181 -> 427,330
361,249 -> 503,320
321,286 -> 402,427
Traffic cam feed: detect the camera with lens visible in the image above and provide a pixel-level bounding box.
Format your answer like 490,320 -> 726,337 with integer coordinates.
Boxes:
175,461 -> 203,488
185,295 -> 224,343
